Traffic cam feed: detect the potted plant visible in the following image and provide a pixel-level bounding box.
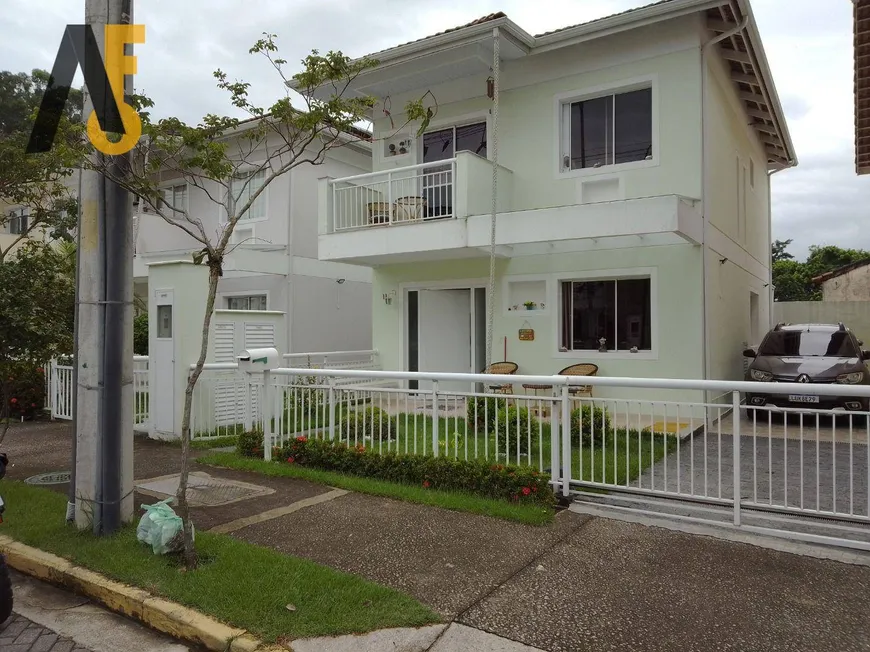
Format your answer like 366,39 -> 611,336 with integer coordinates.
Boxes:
524,301 -> 537,310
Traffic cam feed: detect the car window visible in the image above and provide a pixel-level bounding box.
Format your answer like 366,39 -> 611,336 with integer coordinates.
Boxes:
757,330 -> 859,357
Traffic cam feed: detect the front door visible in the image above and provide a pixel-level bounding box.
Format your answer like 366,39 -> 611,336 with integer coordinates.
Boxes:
152,289 -> 175,435
417,289 -> 472,393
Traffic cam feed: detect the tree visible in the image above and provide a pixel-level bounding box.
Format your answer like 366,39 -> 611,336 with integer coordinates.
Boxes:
88,35 -> 430,568
0,70 -> 85,262
772,242 -> 870,302
771,239 -> 794,263
0,241 -> 75,442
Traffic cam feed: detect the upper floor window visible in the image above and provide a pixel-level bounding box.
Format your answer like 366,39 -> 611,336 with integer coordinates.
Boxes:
231,170 -> 267,221
160,183 -> 188,220
560,86 -> 653,172
8,208 -> 29,235
226,294 -> 267,311
560,277 -> 651,352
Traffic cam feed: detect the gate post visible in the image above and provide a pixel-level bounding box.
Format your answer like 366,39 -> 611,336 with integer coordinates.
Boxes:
432,380 -> 440,456
561,384 -> 571,497
550,386 -> 560,490
732,390 -> 741,526
328,378 -> 336,441
263,369 -> 272,461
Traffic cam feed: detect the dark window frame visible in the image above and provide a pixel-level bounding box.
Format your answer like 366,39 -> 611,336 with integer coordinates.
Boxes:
561,84 -> 654,172
559,277 -> 653,353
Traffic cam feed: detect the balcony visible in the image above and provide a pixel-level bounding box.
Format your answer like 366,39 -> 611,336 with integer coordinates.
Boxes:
318,153 -> 702,266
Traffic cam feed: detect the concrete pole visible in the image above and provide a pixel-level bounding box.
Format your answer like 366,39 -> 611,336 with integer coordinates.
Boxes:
75,0 -> 135,532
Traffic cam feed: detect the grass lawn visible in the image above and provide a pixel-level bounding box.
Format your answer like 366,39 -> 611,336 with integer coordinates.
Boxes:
198,452 -> 555,526
0,481 -> 440,642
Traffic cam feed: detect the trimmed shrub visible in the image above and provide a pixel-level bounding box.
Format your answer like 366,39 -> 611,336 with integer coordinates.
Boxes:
492,406 -> 540,454
237,429 -> 263,458
466,395 -> 506,433
570,405 -> 612,445
269,436 -> 554,507
2,362 -> 46,420
338,406 -> 396,441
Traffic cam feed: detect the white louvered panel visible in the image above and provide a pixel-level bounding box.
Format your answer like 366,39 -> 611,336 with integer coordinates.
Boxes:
244,323 -> 275,350
214,323 -> 236,363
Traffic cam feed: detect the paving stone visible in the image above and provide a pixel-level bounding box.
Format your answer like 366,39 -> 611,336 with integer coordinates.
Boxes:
0,615 -> 92,652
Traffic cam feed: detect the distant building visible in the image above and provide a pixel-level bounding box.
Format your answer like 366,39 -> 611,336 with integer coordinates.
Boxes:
813,259 -> 870,300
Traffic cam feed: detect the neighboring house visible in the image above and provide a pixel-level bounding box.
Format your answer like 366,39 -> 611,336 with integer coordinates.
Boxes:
855,0 -> 870,175
812,259 -> 870,300
132,125 -> 374,355
297,0 -> 796,400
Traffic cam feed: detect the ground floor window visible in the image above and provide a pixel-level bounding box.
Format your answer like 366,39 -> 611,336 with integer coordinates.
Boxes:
226,294 -> 267,311
560,278 -> 651,352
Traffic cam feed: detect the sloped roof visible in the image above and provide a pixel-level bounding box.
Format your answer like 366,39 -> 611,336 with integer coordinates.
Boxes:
854,0 -> 870,174
812,259 -> 870,284
535,0 -> 677,37
367,13 -> 507,58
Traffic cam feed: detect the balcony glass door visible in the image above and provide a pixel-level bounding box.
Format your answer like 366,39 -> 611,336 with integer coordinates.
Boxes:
422,122 -> 486,219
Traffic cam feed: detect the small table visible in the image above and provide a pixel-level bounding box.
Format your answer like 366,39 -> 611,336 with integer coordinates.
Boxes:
522,383 -> 553,417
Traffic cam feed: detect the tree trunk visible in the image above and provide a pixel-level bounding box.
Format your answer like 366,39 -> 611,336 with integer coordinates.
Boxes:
175,262 -> 221,570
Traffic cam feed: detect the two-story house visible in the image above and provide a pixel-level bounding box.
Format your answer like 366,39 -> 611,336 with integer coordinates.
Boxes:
132,122 -> 375,355
300,0 -> 796,401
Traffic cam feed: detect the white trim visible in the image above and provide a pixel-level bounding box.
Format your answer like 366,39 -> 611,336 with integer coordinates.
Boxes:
552,74 -> 659,180
551,266 -> 659,361
220,291 -> 270,311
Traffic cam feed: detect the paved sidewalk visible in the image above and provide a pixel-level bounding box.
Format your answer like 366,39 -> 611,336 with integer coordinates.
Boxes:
7,422 -> 870,651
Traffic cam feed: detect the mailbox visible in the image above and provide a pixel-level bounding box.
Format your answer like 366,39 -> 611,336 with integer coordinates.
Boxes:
237,347 -> 281,372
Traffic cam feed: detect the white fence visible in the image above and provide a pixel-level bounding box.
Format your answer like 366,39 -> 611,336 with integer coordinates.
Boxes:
46,356 -> 150,431
330,160 -> 456,231
190,364 -> 870,549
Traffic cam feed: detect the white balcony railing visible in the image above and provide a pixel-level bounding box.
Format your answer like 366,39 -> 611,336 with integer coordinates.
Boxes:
330,160 -> 457,231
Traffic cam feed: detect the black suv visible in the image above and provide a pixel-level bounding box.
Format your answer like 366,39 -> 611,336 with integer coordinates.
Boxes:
743,323 -> 870,411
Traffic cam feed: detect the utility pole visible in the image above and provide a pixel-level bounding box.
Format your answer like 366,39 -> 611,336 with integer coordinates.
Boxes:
74,0 -> 135,533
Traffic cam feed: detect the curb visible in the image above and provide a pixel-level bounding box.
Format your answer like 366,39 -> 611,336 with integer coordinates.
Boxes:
0,535 -> 287,652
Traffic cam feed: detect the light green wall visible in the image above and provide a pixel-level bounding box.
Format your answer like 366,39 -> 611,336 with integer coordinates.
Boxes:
373,46 -> 703,212
372,244 -> 704,401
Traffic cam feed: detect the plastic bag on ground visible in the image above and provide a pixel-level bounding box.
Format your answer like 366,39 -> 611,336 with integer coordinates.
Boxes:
136,499 -> 194,555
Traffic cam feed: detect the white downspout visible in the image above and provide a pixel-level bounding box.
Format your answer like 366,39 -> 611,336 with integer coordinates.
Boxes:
701,15 -> 748,413
485,27 -> 500,368
286,166 -> 295,353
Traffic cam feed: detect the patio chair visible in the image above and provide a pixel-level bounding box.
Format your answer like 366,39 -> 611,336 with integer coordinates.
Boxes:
481,361 -> 518,395
557,363 -> 599,397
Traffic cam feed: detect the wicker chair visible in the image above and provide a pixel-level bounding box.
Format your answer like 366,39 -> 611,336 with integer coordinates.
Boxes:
481,361 -> 518,395
557,363 -> 599,397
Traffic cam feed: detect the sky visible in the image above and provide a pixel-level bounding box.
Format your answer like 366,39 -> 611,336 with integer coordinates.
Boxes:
0,0 -> 863,260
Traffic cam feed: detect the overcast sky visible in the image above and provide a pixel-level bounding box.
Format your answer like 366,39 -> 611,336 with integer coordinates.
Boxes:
0,0 -> 862,260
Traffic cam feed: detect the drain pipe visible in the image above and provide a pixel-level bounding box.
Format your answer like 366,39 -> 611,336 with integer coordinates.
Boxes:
67,165 -> 83,523
700,13 -> 748,415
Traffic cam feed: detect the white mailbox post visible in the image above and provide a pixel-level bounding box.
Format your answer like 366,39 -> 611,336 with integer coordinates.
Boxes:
237,347 -> 281,460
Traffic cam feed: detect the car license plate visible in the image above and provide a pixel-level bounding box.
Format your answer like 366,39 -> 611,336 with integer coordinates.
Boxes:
789,395 -> 819,404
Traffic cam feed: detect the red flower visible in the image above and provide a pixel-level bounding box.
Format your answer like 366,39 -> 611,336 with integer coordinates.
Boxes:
422,480 -> 430,488
522,487 -> 531,496
10,398 -> 17,404
531,486 -> 538,493
356,445 -> 365,452
296,435 -> 307,442
37,368 -> 44,373
31,403 -> 36,407
287,456 -> 295,464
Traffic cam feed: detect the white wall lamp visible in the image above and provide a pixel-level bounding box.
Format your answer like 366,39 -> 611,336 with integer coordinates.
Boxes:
382,290 -> 396,306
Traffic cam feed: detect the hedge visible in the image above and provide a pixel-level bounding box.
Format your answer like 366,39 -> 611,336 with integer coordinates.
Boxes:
2,362 -> 46,420
239,434 -> 554,507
